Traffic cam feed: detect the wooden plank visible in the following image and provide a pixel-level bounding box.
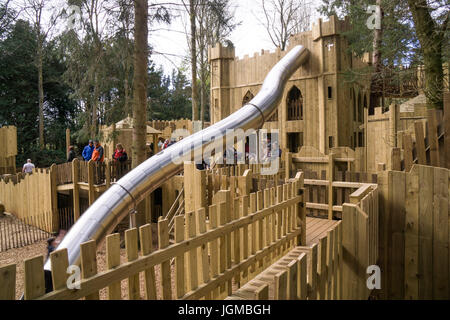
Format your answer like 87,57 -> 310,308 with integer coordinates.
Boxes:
326,230 -> 333,299
414,121 -> 426,165
208,205 -> 220,298
0,264 -> 16,300
106,233 -> 122,300
241,196 -> 249,283
427,109 -> 440,167
389,171 -> 405,299
432,167 -> 448,299
80,240 -> 99,300
274,270 -> 288,300
404,166 -> 419,299
197,208 -> 210,291
173,215 -> 186,298
418,165 -> 433,299
391,148 -> 401,171
158,219 -> 172,299
139,224 -> 157,300
125,228 -> 140,300
297,253 -> 307,300
287,259 -> 299,300
318,236 -> 327,299
254,283 -> 269,300
50,249 -> 69,291
403,133 -> 414,172
444,92 -> 450,169
24,255 -> 45,300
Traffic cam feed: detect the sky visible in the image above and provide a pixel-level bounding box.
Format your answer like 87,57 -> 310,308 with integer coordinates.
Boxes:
150,0 -> 322,74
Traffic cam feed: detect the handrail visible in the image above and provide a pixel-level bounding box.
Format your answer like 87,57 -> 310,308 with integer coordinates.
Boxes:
43,45 -> 310,278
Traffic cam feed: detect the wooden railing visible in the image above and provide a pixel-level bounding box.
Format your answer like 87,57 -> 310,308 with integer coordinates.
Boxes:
0,179 -> 304,300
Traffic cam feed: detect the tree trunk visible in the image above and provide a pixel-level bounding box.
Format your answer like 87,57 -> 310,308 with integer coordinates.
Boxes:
200,47 -> 205,127
92,72 -> 99,137
37,39 -> 44,150
407,0 -> 445,109
190,0 -> 199,122
132,0 -> 148,169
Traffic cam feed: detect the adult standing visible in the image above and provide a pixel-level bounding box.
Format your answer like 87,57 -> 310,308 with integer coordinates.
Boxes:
91,140 -> 104,162
82,140 -> 94,161
22,159 -> 35,174
67,146 -> 76,162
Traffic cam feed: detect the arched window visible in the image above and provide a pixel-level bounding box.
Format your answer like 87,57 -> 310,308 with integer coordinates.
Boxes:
287,86 -> 303,121
242,90 -> 254,106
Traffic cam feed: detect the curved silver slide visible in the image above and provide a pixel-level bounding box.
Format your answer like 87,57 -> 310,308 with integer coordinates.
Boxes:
43,45 -> 309,281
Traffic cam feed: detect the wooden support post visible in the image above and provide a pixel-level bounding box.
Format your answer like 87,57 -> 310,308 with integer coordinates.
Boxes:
444,92 -> 450,169
72,159 -> 80,221
328,153 -> 335,220
391,148 -> 401,171
285,151 -> 292,180
105,159 -> 111,189
66,128 -> 70,157
49,164 -> 59,233
402,133 -> 414,172
427,109 -> 440,167
414,121 -> 426,165
87,160 -> 95,205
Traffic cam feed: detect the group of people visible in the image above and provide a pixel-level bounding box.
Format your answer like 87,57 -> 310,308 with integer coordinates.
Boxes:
158,136 -> 183,151
78,140 -> 127,163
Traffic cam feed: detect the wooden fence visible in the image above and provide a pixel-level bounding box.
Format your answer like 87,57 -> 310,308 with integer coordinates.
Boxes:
390,92 -> 450,172
228,223 -> 343,300
0,213 -> 52,252
0,178 -> 305,300
0,167 -> 58,233
378,164 -> 450,299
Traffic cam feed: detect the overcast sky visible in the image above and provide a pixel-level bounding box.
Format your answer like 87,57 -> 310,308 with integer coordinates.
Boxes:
150,0 -> 322,74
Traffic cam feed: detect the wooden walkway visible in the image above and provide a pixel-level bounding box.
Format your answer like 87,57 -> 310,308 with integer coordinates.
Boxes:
306,217 -> 340,246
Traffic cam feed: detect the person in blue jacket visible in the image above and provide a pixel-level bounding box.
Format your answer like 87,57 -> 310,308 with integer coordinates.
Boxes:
82,140 -> 94,161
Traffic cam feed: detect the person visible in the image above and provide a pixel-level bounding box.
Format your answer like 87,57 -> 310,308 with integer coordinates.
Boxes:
82,140 -> 94,161
91,140 -> 104,162
113,143 -> 128,162
22,159 -> 35,174
157,137 -> 164,151
67,146 -> 76,162
46,237 -> 56,259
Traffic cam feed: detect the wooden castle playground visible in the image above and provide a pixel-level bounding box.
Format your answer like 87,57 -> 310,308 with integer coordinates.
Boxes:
1,16 -> 450,300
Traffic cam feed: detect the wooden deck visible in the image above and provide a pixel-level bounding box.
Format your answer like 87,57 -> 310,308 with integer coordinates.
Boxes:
306,217 -> 341,246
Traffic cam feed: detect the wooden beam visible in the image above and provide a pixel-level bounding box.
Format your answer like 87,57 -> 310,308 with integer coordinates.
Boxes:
427,109 -> 440,167
414,121 -> 427,165
444,92 -> 450,169
72,159 -> 80,221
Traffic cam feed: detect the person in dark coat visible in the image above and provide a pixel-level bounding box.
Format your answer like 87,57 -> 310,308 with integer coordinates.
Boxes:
67,146 -> 76,162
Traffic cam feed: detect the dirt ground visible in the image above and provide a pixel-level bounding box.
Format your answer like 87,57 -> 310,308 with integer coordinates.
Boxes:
0,223 -> 176,300
0,214 -> 49,252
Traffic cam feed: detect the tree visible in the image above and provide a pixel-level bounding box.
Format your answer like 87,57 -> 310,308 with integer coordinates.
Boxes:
22,0 -> 61,149
258,0 -> 312,51
131,0 -> 148,169
407,0 -> 448,109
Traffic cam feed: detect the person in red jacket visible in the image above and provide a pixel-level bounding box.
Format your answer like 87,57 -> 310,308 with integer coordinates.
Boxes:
113,143 -> 128,162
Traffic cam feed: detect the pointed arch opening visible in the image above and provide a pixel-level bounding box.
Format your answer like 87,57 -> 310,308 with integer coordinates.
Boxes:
242,90 -> 254,106
287,86 -> 303,121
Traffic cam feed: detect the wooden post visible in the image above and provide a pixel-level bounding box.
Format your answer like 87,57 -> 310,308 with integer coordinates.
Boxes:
49,164 -> 59,233
87,160 -> 95,205
328,153 -> 335,220
444,92 -> 450,169
402,133 -> 413,172
414,121 -> 426,165
72,159 -> 80,221
66,128 -> 70,157
105,159 -> 111,189
391,148 -> 401,171
285,151 -> 292,180
427,109 -> 440,167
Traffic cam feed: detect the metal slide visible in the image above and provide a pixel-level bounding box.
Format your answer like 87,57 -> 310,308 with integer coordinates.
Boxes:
43,44 -> 309,288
